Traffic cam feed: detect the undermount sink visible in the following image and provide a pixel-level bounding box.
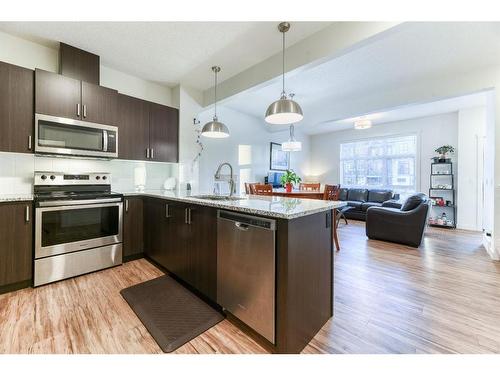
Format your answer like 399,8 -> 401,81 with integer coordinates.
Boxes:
191,195 -> 245,201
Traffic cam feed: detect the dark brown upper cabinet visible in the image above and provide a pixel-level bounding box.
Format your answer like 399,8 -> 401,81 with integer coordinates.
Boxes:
150,103 -> 179,163
0,202 -> 33,291
35,69 -> 82,120
0,61 -> 34,154
59,43 -> 100,85
118,94 -> 150,161
35,69 -> 117,125
81,81 -> 118,125
117,95 -> 179,163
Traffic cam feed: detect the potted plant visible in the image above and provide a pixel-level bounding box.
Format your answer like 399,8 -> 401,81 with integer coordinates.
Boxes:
280,170 -> 302,193
434,145 -> 455,162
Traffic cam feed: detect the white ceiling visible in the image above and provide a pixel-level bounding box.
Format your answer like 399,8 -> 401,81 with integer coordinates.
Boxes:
0,21 -> 330,90
223,22 -> 500,134
316,90 -> 489,132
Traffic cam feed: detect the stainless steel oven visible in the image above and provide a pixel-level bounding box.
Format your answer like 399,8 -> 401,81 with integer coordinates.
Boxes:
33,172 -> 123,286
35,198 -> 123,259
35,113 -> 118,158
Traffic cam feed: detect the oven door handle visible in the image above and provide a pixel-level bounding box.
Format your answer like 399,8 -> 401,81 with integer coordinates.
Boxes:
37,198 -> 122,207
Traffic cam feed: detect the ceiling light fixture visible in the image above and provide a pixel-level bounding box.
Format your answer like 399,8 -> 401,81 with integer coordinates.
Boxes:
354,119 -> 372,130
265,22 -> 304,125
282,124 -> 302,152
201,66 -> 229,138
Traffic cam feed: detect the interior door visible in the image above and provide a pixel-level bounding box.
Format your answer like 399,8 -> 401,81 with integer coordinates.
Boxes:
35,69 -> 81,120
149,103 -> 179,163
81,81 -> 118,125
118,94 -> 150,160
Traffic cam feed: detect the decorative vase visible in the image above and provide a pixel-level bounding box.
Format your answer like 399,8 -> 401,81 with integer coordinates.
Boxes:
285,183 -> 293,193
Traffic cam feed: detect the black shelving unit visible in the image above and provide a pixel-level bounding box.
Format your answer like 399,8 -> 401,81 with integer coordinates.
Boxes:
428,161 -> 456,229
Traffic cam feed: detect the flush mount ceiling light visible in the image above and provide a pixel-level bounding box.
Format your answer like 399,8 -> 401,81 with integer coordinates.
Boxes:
282,124 -> 302,152
265,22 -> 304,125
354,119 -> 372,130
202,66 -> 229,138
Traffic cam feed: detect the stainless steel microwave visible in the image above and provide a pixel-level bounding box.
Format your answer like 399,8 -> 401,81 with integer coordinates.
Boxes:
35,113 -> 118,158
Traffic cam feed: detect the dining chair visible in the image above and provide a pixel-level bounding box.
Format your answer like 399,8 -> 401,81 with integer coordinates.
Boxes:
299,183 -> 321,191
244,182 -> 258,195
323,184 -> 342,251
252,184 -> 273,195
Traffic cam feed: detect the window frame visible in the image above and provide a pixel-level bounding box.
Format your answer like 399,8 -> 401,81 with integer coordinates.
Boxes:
339,132 -> 420,194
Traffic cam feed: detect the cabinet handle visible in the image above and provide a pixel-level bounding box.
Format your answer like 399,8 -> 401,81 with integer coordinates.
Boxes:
151,148 -> 154,159
25,205 -> 30,222
185,207 -> 191,224
125,199 -> 129,212
83,104 -> 87,118
77,103 -> 81,117
165,204 -> 172,218
28,135 -> 32,150
146,148 -> 150,158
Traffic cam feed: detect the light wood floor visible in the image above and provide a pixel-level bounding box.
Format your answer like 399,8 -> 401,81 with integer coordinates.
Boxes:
1,221 -> 499,354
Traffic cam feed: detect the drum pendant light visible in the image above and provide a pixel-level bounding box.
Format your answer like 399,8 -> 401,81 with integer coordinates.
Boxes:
202,66 -> 229,138
265,22 -> 304,125
282,124 -> 302,152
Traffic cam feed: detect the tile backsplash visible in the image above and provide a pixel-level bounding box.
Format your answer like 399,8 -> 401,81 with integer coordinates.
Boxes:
0,152 -> 178,195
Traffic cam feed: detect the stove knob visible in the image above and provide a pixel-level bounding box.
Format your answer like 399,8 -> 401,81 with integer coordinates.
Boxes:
96,176 -> 101,180
102,176 -> 107,181
41,175 -> 47,180
50,175 -> 56,180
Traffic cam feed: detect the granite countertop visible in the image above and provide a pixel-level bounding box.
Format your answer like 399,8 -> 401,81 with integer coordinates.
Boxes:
119,189 -> 346,219
0,194 -> 34,202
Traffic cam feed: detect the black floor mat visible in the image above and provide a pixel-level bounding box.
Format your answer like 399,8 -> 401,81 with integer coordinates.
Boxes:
120,275 -> 224,353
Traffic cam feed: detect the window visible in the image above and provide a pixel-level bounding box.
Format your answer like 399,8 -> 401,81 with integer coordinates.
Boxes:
340,135 -> 417,194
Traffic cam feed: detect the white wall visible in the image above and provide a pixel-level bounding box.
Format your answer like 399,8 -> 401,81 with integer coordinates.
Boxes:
0,152 -> 176,195
196,106 -> 310,194
0,30 -> 173,106
310,112 -> 459,192
457,107 -> 486,231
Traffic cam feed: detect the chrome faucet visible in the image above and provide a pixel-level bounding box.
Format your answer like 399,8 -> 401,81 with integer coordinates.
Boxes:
214,162 -> 235,197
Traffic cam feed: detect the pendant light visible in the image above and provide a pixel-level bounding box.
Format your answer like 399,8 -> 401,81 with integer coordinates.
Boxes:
282,124 -> 302,152
354,119 -> 372,130
202,66 -> 229,138
265,22 -> 304,125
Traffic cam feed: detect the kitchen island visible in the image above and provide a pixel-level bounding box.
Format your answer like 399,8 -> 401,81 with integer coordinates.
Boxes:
121,190 -> 346,354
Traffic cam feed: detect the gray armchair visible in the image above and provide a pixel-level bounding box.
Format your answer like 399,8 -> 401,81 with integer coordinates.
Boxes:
365,193 -> 430,247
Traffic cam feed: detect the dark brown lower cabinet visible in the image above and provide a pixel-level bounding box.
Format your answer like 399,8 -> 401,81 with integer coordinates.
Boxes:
0,202 -> 33,294
143,198 -> 216,300
123,197 -> 144,260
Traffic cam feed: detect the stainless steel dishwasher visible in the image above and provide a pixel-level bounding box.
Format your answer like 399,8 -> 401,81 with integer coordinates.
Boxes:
217,210 -> 276,344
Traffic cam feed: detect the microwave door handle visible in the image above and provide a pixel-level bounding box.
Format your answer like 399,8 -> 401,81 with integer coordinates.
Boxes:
102,130 -> 108,152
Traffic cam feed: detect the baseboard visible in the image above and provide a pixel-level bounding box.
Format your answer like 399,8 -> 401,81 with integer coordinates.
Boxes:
0,279 -> 32,295
123,252 -> 145,263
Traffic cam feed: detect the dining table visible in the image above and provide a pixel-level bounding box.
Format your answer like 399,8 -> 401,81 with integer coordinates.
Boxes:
269,188 -> 324,200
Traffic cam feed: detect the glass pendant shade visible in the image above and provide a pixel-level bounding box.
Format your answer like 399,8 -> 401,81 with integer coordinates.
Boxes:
202,66 -> 229,138
354,119 -> 372,130
282,124 -> 302,152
